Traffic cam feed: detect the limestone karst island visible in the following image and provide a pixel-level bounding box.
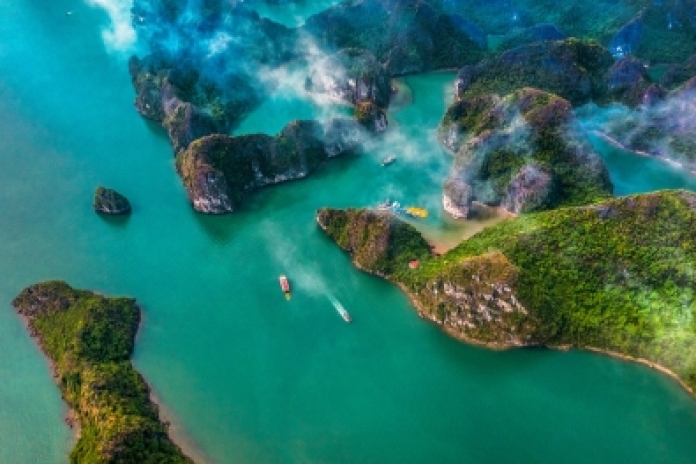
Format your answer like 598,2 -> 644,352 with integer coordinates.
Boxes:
2,1 -> 696,463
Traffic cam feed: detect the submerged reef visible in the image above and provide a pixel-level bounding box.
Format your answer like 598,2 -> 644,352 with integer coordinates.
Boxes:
317,190 -> 696,394
177,119 -> 363,213
439,88 -> 613,218
13,281 -> 192,463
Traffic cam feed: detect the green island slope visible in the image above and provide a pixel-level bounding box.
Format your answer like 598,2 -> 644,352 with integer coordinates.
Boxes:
317,190 -> 696,394
12,281 -> 193,464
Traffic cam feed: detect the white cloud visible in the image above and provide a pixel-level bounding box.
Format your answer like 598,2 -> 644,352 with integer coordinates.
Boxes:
85,0 -> 137,52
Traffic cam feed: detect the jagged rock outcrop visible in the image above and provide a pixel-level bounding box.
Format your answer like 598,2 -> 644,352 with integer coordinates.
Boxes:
129,55 -> 257,153
178,119 -> 364,213
439,88 -> 613,218
442,178 -> 473,219
453,39 -> 614,106
305,49 -> 392,108
302,0 -> 486,75
604,56 -> 658,106
316,208 -> 431,276
355,102 -> 388,133
94,187 -> 131,215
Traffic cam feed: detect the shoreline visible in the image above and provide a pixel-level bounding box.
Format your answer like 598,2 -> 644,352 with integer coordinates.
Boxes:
15,296 -> 199,463
335,244 -> 696,401
16,313 -> 82,443
592,130 -> 696,177
149,387 -> 211,464
398,280 -> 696,399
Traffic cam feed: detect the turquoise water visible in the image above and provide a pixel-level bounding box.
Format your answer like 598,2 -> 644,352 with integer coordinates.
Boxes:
2,2 -> 696,463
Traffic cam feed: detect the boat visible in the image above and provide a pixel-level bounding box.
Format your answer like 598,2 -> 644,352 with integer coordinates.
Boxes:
381,155 -> 397,166
328,295 -> 352,323
279,275 -> 291,300
405,207 -> 428,218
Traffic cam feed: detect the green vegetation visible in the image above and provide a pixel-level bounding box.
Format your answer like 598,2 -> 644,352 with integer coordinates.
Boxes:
13,281 -> 192,464
318,191 -> 696,391
316,209 -> 431,276
440,88 -> 613,216
457,39 -> 613,106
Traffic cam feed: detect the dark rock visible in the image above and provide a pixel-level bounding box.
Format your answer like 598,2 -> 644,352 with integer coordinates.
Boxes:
303,0 -> 486,76
305,49 -> 392,107
94,187 -> 131,215
496,23 -> 568,51
177,119 -> 365,213
609,13 -> 644,59
605,56 -> 653,106
355,102 -> 388,133
453,39 -> 614,105
502,164 -> 555,214
323,118 -> 363,158
443,178 -> 473,219
440,88 -> 612,218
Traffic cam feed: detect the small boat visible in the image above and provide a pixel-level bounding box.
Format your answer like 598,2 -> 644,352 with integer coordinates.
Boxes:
328,295 -> 352,323
279,275 -> 291,300
381,155 -> 397,166
405,207 -> 428,218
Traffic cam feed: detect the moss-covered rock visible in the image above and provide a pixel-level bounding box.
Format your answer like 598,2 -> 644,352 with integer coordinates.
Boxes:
316,208 -> 431,276
317,190 -> 696,390
94,187 -> 131,215
302,0 -> 486,76
439,88 -> 613,218
178,119 -> 364,213
354,101 -> 388,133
454,39 -> 614,106
13,281 -> 192,463
305,48 -> 392,108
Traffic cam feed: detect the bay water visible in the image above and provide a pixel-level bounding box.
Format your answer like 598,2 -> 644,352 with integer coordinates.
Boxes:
2,2 -> 696,463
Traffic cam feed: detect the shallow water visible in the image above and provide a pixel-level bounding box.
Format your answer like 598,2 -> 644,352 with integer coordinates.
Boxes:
2,2 -> 696,464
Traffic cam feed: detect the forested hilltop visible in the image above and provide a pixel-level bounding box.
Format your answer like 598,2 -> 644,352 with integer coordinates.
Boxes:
318,190 -> 696,393
13,282 -> 193,464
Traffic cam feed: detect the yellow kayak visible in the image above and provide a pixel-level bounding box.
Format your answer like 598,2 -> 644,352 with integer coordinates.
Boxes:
405,207 -> 428,218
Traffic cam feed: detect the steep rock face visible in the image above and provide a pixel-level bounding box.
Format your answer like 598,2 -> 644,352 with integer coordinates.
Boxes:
355,102 -> 388,133
316,208 -> 431,276
317,191 -> 696,386
412,251 -> 535,346
178,119 -> 364,213
605,56 -> 653,106
305,49 -> 392,108
442,178 -> 473,219
302,0 -> 486,76
494,24 -> 568,52
439,88 -> 612,218
453,39 -> 614,105
129,55 -> 258,153
94,187 -> 131,215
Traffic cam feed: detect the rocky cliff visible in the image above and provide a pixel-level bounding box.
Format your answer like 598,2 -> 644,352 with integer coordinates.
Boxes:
178,119 -> 363,213
439,88 -> 613,218
317,191 -> 696,389
93,187 -> 131,215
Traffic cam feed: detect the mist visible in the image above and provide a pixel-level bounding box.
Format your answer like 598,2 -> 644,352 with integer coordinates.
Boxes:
85,0 -> 137,52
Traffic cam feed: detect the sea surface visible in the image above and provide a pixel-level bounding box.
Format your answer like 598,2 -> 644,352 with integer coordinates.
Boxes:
2,2 -> 696,463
